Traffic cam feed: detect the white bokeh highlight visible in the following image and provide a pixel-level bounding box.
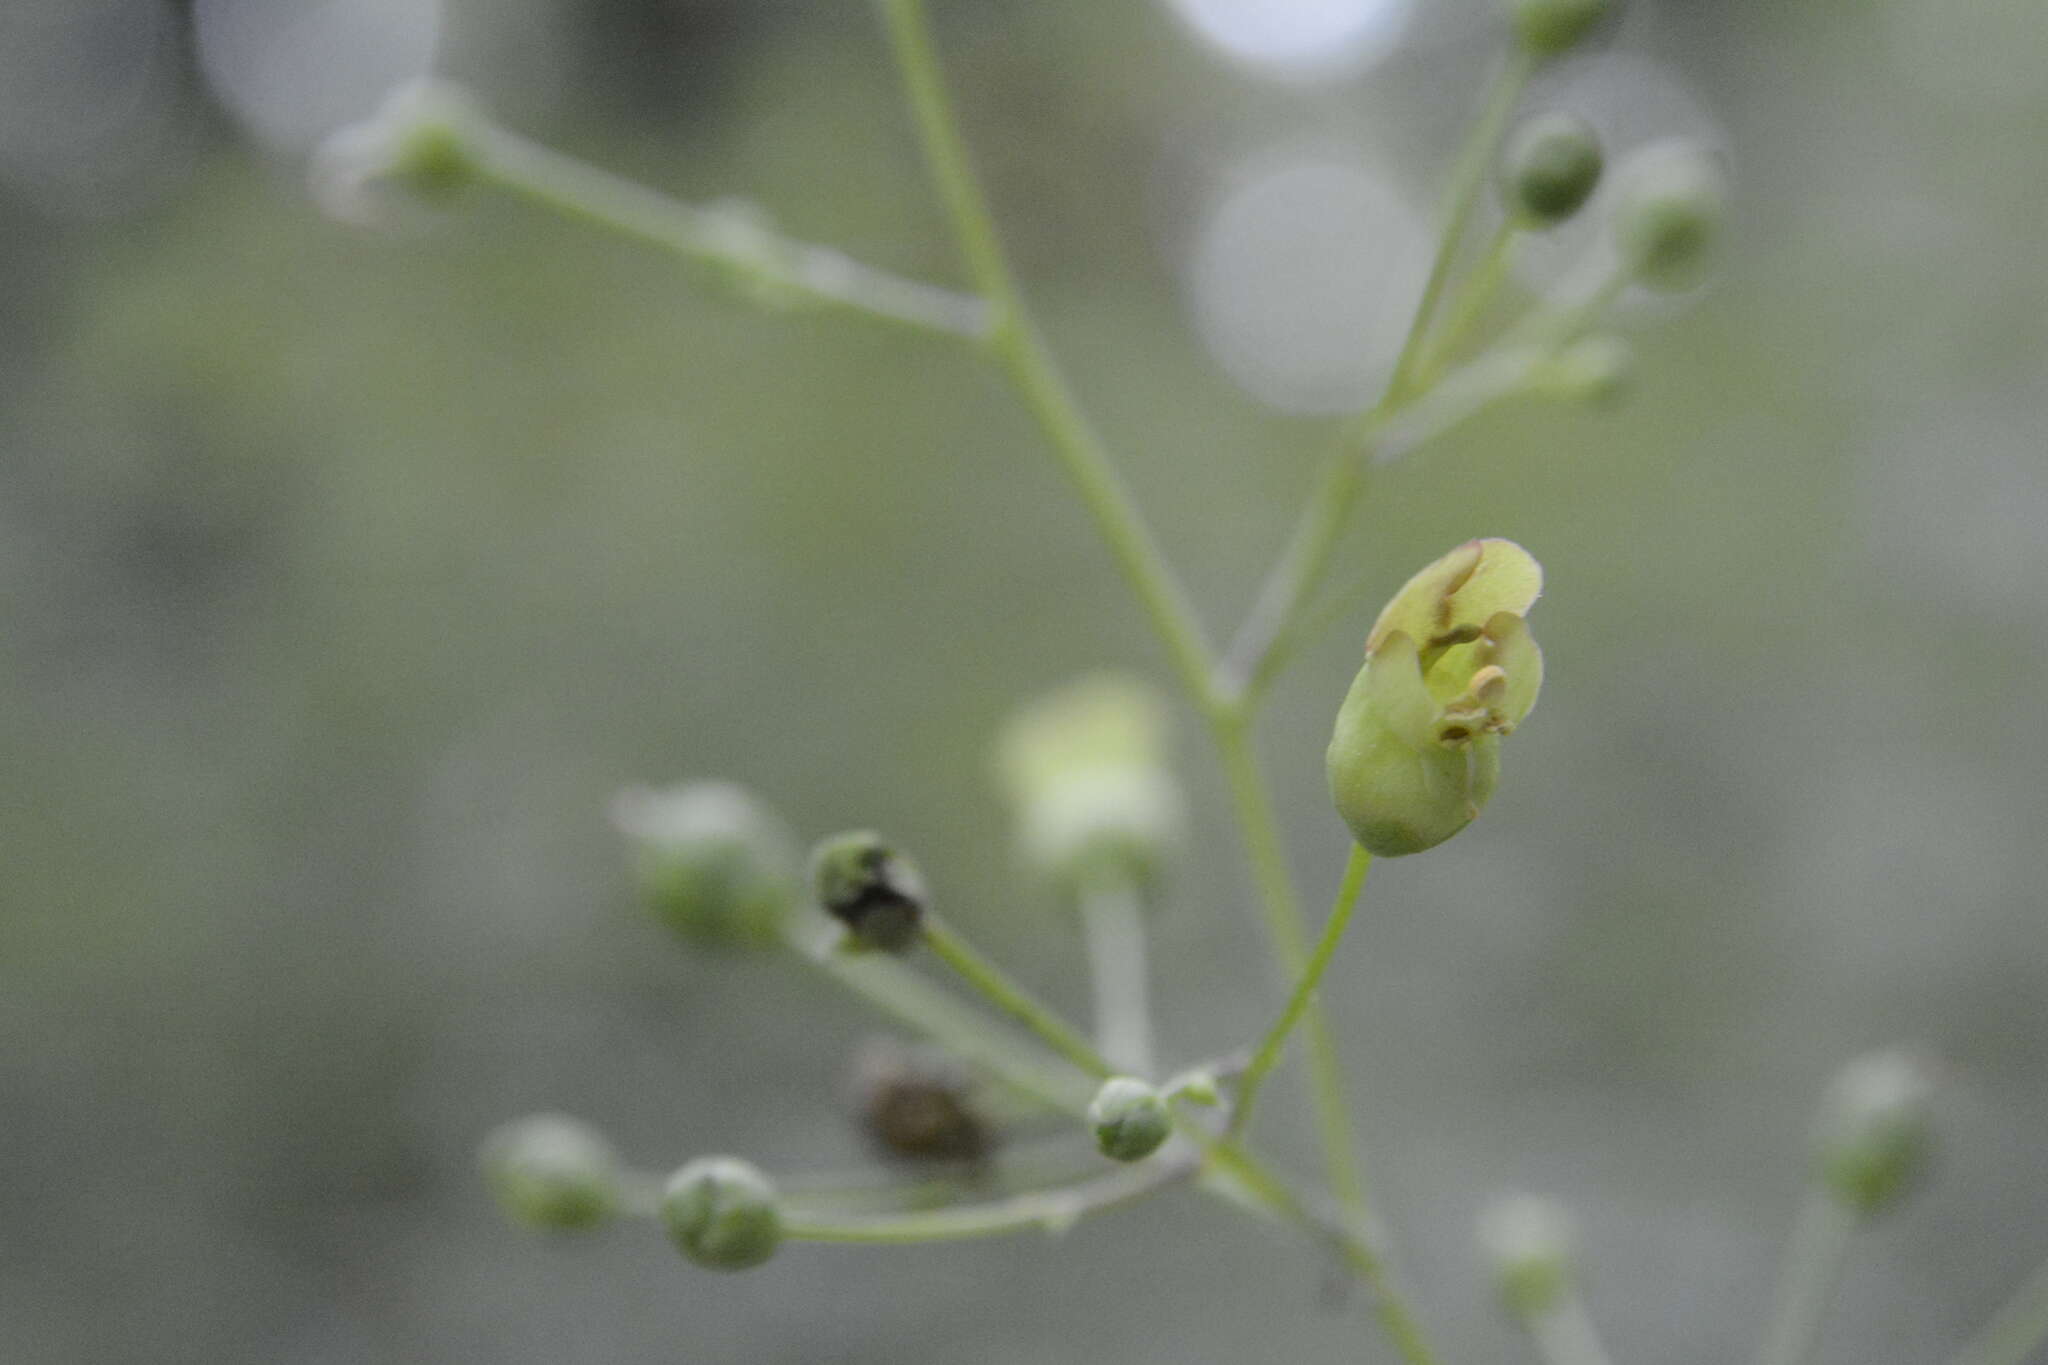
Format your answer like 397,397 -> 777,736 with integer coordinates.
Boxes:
1164,0 -> 1416,82
196,0 -> 444,152
1186,151 -> 1430,414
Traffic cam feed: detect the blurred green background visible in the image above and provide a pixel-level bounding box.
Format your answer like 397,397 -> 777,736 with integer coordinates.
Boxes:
4,0 -> 2047,1361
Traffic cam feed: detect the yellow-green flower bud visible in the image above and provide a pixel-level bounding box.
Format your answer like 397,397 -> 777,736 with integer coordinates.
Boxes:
850,1038 -> 992,1166
661,1156 -> 784,1271
1509,0 -> 1614,58
1501,112 -> 1605,225
810,831 -> 927,953
1477,1194 -> 1577,1319
1611,142 -> 1728,292
1088,1076 -> 1171,1163
480,1113 -> 621,1233
1326,539 -> 1545,857
612,782 -> 800,949
996,674 -> 1185,891
310,80 -> 484,225
1813,1048 -> 1936,1216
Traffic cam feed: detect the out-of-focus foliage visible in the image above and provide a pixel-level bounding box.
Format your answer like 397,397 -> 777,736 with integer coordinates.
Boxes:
4,1 -> 2048,1361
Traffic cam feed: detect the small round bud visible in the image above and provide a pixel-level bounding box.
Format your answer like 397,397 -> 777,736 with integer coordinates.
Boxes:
1088,1077 -> 1171,1163
661,1157 -> 784,1271
1477,1193 -> 1576,1318
1509,0 -> 1614,58
1610,142 -> 1728,292
1500,113 -> 1604,225
810,831 -> 927,953
850,1038 -> 992,1166
1164,1069 -> 1223,1108
996,675 -> 1185,892
612,782 -> 800,949
310,80 -> 485,225
1813,1048 -> 1936,1215
480,1114 -> 621,1232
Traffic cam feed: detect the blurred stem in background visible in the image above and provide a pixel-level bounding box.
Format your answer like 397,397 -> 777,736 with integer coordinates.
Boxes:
1756,1191 -> 1859,1365
1076,871 -> 1155,1077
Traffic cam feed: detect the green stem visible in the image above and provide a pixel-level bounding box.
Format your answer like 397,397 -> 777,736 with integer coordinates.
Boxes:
783,1152 -> 1200,1243
1211,714 -> 1369,1222
1077,873 -> 1155,1077
1231,843 -> 1372,1137
1414,218 -> 1522,386
873,0 -> 1220,715
789,919 -> 1094,1116
467,124 -> 991,339
1756,1191 -> 1860,1365
1949,1253 -> 2048,1365
920,914 -> 1115,1081
1385,49 -> 1536,403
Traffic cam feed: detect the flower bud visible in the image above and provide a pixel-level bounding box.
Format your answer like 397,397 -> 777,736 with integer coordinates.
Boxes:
1327,539 -> 1545,857
1509,0 -> 1615,58
1500,112 -> 1605,225
480,1113 -> 621,1232
810,831 -> 927,953
996,674 -> 1185,891
1610,142 -> 1728,292
1813,1048 -> 1936,1215
1477,1194 -> 1577,1318
612,782 -> 800,949
850,1038 -> 992,1166
1089,1076 -> 1171,1163
310,80 -> 484,225
661,1156 -> 784,1271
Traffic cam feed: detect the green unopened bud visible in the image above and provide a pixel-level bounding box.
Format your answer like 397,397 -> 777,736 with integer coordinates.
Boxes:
480,1114 -> 621,1232
1089,1076 -> 1171,1163
1526,335 -> 1634,406
1501,113 -> 1605,225
661,1157 -> 784,1271
1327,539 -> 1545,857
1813,1048 -> 1936,1215
612,782 -> 799,949
1478,1194 -> 1577,1318
1509,0 -> 1614,58
810,831 -> 927,953
851,1038 -> 992,1165
1164,1068 -> 1222,1108
311,80 -> 485,225
1611,142 -> 1728,291
996,674 -> 1185,891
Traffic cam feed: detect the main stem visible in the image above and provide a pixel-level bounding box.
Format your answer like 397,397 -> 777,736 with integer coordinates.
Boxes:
873,0 -> 1217,716
1211,713 -> 1370,1221
875,0 -> 1368,1231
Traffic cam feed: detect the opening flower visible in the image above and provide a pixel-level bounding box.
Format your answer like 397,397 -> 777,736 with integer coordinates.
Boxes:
1326,539 -> 1545,856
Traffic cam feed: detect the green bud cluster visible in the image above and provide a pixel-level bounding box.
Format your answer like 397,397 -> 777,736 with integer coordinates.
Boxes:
1327,540 -> 1545,857
1509,0 -> 1615,58
996,674 -> 1185,891
661,1157 -> 785,1271
1477,1194 -> 1577,1318
811,831 -> 929,953
1611,142 -> 1728,292
480,1114 -> 622,1233
613,781 -> 800,949
1088,1076 -> 1172,1163
1501,112 -> 1605,225
1813,1049 -> 1936,1215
